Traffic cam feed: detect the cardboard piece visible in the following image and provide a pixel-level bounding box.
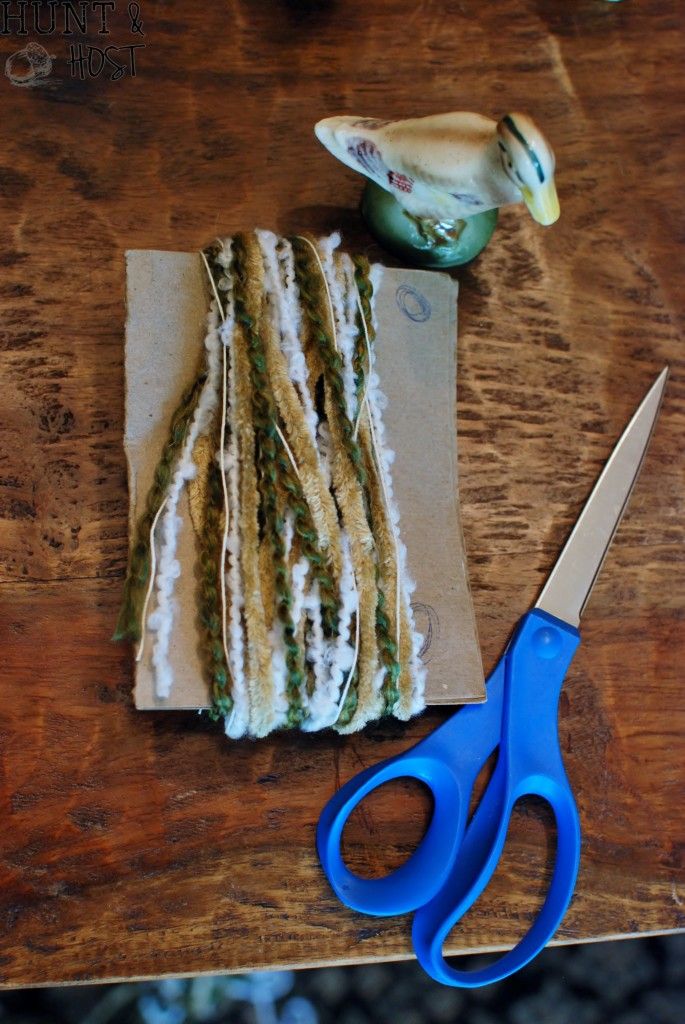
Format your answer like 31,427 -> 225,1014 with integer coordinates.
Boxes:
125,250 -> 484,711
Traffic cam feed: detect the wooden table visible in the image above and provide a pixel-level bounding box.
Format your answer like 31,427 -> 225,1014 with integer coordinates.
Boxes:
0,0 -> 682,988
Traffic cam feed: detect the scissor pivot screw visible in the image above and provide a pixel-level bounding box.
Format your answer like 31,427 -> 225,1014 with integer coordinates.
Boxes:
532,626 -> 563,659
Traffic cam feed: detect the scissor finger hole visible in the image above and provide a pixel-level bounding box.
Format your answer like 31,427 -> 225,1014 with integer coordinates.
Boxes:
341,778 -> 434,879
441,796 -> 557,967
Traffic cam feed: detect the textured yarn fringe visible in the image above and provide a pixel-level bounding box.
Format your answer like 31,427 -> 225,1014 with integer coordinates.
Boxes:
116,231 -> 426,736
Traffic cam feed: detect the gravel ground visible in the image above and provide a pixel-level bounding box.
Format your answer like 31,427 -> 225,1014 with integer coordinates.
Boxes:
0,934 -> 682,1024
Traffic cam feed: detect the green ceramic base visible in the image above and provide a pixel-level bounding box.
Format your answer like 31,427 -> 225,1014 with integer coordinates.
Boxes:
361,180 -> 498,268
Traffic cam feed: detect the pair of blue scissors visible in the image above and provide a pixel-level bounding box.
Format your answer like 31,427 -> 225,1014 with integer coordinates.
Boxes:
317,370 -> 667,988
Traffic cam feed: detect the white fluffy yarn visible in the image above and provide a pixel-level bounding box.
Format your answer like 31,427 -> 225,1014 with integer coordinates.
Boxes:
147,299 -> 223,698
142,233 -> 426,732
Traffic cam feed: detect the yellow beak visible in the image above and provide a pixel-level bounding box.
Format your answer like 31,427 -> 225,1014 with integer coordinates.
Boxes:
521,180 -> 560,226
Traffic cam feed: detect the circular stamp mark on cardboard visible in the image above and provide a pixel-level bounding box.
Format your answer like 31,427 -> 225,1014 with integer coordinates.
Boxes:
395,284 -> 432,323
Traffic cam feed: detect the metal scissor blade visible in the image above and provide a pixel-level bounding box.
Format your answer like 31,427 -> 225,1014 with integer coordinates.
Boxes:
536,368 -> 668,627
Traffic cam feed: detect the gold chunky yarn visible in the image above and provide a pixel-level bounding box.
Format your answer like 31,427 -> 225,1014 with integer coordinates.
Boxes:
116,232 -> 426,736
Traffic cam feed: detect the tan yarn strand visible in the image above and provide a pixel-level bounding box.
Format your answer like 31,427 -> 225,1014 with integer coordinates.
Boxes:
323,377 -> 380,729
274,423 -> 300,479
295,235 -> 339,352
200,249 -> 233,683
260,300 -> 343,578
238,232 -> 306,729
335,586 -> 361,719
358,417 -> 399,629
232,314 -> 277,735
395,596 -> 417,720
362,397 -> 401,652
352,286 -> 372,441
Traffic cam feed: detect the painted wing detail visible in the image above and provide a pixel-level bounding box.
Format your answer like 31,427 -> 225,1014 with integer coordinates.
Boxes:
388,170 -> 414,194
346,137 -> 388,179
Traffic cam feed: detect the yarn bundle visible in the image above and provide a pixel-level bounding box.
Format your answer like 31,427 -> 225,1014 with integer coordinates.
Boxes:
115,230 -> 426,737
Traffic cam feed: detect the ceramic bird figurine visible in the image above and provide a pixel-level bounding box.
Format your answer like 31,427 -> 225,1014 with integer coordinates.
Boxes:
315,111 -> 560,266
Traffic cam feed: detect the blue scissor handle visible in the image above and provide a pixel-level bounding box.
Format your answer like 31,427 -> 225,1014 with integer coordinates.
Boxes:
317,658 -> 506,916
414,765 -> 580,986
413,609 -> 582,986
317,608 -> 582,987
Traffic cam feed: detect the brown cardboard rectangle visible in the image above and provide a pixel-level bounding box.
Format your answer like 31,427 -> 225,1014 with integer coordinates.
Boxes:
125,250 -> 484,711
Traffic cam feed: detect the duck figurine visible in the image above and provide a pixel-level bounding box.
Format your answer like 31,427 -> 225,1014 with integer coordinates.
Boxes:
315,111 -> 560,267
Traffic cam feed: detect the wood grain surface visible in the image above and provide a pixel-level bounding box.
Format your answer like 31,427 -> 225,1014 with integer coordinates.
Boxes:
0,0 -> 683,988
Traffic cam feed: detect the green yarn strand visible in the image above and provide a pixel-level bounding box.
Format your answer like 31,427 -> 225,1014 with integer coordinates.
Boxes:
275,449 -> 340,638
291,236 -> 366,488
231,234 -> 305,727
199,446 -> 233,721
352,254 -> 375,408
113,370 -> 207,643
375,585 -> 401,714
